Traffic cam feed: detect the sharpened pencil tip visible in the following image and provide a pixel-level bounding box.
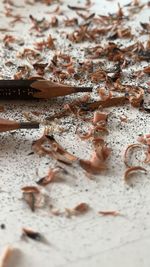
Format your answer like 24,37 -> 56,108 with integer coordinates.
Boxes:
19,122 -> 39,129
74,86 -> 93,93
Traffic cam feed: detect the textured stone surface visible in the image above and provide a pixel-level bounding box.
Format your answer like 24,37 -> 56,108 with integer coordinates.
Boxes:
0,0 -> 150,266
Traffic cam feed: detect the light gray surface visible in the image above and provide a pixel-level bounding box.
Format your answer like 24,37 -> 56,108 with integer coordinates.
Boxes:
0,0 -> 150,266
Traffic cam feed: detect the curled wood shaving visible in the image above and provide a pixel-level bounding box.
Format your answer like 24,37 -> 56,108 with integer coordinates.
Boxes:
32,134 -> 77,164
143,66 -> 150,74
35,35 -> 55,50
92,137 -> 105,147
14,65 -> 31,79
93,125 -> 109,135
76,126 -> 93,140
29,15 -> 50,32
46,5 -> 62,15
98,88 -> 113,101
65,203 -> 90,217
17,48 -> 40,60
57,53 -> 73,68
64,17 -> 78,27
79,144 -> 111,174
76,11 -> 95,20
76,121 -> 108,141
3,35 -> 16,46
117,3 -> 124,18
124,144 -> 143,167
124,166 -> 147,182
127,87 -> 144,107
137,135 -> 148,144
33,62 -> 48,76
36,167 -> 63,186
91,69 -> 107,82
22,186 -> 48,211
50,16 -> 59,27
46,95 -> 92,121
137,134 -> 150,163
76,109 -> 92,122
22,228 -> 47,243
144,146 -> 150,163
50,203 -> 90,217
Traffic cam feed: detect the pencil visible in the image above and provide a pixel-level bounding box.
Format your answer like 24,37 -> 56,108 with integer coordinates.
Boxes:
0,80 -> 92,99
0,118 -> 39,132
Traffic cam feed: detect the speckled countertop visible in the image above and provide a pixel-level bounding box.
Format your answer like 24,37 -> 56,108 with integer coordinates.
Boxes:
0,0 -> 150,267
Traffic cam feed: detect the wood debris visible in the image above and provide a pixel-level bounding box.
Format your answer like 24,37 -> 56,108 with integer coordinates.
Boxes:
124,144 -> 143,167
124,166 -> 147,183
65,203 -> 90,217
22,228 -> 48,244
22,186 -> 48,211
0,246 -> 20,267
98,211 -> 120,216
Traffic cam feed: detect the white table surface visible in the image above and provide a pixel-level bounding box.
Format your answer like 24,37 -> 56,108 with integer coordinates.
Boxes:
0,0 -> 150,266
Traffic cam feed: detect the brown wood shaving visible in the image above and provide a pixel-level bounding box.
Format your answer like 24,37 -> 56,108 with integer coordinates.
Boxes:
144,146 -> 150,163
93,125 -> 109,135
32,134 -> 77,164
79,144 -> 111,174
137,134 -> 150,145
22,228 -> 48,243
117,3 -> 124,18
29,15 -> 50,32
35,35 -> 55,50
92,137 -> 105,147
65,203 -> 90,217
67,5 -> 88,11
64,17 -> 78,27
14,65 -> 31,80
17,48 -> 40,60
22,186 -> 48,211
76,126 -> 93,140
120,115 -> 128,122
143,66 -> 150,74
76,11 -> 95,21
3,35 -> 16,46
98,88 -> 113,101
36,167 -> 62,186
10,15 -> 25,25
50,16 -> 59,27
91,69 -> 107,83
124,144 -> 143,167
127,87 -> 144,107
124,166 -> 147,183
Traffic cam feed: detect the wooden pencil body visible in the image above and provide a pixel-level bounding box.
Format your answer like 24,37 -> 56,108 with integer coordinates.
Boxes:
0,80 -> 92,100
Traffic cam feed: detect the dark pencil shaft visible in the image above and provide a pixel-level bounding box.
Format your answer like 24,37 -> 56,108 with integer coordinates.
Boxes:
19,122 -> 39,129
0,80 -> 37,99
0,80 -> 92,100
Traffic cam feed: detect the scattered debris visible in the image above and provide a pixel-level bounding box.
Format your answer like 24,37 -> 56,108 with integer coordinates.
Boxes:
98,211 -> 120,216
124,166 -> 147,183
22,228 -> 48,244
